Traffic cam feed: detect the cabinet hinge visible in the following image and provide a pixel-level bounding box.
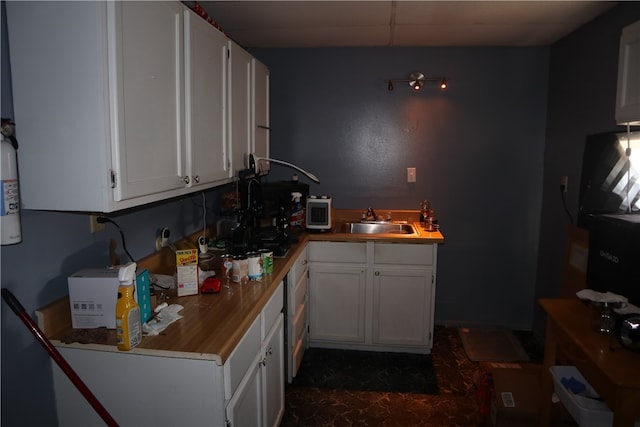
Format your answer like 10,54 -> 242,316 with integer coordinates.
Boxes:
110,170 -> 116,189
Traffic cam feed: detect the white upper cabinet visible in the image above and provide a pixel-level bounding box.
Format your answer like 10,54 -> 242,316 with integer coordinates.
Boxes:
229,40 -> 253,176
184,9 -> 230,187
112,2 -> 186,202
253,59 -> 271,171
7,1 -> 258,213
616,20 -> 640,125
228,42 -> 271,177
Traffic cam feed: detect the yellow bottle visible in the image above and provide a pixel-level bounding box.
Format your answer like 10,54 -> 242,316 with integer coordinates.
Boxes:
115,262 -> 142,351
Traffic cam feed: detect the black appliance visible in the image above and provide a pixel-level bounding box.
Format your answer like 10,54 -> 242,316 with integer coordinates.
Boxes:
586,213 -> 640,307
259,181 -> 309,226
578,130 -> 639,228
233,179 -> 309,257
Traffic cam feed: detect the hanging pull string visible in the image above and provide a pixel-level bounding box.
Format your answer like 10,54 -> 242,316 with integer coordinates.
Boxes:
626,123 -> 632,213
560,186 -> 575,224
96,217 -> 135,263
202,191 -> 207,240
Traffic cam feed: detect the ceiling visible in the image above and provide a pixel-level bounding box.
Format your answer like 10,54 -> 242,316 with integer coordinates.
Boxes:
199,1 -> 618,48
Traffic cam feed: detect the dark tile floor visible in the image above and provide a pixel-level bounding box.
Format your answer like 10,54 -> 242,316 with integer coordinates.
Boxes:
281,326 -> 498,427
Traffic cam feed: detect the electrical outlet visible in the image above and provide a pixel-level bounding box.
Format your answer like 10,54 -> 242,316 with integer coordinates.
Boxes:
407,167 -> 417,183
560,176 -> 568,193
89,214 -> 105,233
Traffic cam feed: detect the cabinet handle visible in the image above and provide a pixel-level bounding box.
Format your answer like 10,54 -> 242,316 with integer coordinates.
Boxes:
301,260 -> 307,266
193,175 -> 200,184
267,346 -> 273,356
183,176 -> 190,184
375,271 -> 380,276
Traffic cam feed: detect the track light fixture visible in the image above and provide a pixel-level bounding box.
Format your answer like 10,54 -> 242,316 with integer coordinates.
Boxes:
387,71 -> 447,92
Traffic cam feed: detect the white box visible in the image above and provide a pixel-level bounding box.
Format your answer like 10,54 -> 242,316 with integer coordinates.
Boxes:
68,268 -> 121,329
550,365 -> 614,427
67,267 -> 148,329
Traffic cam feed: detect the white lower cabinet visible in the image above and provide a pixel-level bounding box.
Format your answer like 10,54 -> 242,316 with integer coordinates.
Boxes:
309,264 -> 366,344
372,268 -> 433,347
51,282 -> 284,427
226,282 -> 284,427
308,241 -> 437,353
286,246 -> 309,383
225,316 -> 284,427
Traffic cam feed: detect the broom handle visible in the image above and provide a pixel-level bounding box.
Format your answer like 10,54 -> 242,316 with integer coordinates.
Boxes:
2,289 -> 119,427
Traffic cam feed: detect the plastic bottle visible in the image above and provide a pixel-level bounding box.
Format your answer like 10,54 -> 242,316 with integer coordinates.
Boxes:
290,192 -> 305,232
115,262 -> 142,351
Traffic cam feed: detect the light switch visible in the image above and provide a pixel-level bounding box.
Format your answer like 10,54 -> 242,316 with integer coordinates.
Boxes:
407,167 -> 417,183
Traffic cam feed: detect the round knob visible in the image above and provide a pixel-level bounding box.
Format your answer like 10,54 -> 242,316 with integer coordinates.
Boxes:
375,271 -> 380,276
183,176 -> 190,184
193,175 -> 200,184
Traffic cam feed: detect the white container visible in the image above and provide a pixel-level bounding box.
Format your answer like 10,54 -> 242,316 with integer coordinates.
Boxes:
68,268 -> 122,329
550,365 -> 614,427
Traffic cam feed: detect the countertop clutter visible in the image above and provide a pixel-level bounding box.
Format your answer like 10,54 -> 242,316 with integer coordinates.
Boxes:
37,209 -> 444,366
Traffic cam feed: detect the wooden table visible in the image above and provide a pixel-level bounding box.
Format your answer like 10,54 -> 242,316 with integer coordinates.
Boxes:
539,298 -> 640,427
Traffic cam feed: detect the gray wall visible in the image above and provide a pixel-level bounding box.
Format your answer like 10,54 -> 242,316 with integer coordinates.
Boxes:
252,46 -> 549,329
533,2 -> 640,335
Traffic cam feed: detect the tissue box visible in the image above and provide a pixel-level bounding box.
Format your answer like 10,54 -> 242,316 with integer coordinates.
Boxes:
136,269 -> 151,323
68,267 -> 150,328
176,242 -> 199,296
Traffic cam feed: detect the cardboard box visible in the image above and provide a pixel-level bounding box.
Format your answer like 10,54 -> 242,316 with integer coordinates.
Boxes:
176,242 -> 198,296
68,267 -> 150,328
479,362 -> 575,427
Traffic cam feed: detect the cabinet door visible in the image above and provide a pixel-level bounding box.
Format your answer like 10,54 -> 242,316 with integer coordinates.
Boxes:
112,1 -> 186,201
226,351 -> 262,427
372,268 -> 433,347
252,59 -> 270,174
309,265 -> 366,344
262,315 -> 285,427
229,41 -> 253,176
184,9 -> 229,187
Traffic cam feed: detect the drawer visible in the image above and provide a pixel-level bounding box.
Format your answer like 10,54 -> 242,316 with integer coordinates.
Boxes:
288,246 -> 308,286
291,329 -> 307,379
292,302 -> 307,342
224,315 -> 260,399
262,281 -> 284,339
289,271 -> 307,316
374,242 -> 435,266
308,241 -> 366,263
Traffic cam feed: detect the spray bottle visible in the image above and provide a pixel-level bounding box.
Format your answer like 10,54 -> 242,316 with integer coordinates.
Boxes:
115,262 -> 142,351
290,192 -> 305,234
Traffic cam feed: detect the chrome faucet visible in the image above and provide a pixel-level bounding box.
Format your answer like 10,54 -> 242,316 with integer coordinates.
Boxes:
365,207 -> 377,221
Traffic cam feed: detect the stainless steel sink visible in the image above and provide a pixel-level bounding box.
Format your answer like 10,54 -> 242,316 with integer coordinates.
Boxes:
338,222 -> 417,235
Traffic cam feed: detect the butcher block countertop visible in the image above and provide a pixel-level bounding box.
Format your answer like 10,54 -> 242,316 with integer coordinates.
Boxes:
36,209 -> 444,366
